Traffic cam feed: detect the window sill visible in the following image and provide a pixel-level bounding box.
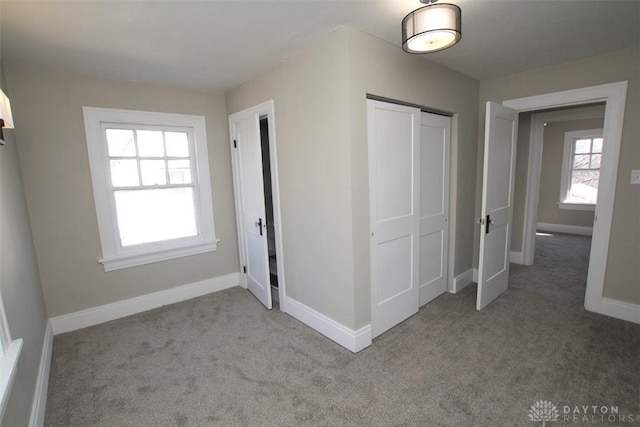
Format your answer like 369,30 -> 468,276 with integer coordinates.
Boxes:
100,240 -> 219,272
0,338 -> 23,422
558,202 -> 596,211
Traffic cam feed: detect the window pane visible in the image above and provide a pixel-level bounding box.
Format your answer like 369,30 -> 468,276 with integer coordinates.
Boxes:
591,154 -> 601,169
592,138 -> 603,153
140,160 -> 167,186
567,170 -> 599,204
168,160 -> 192,184
165,132 -> 189,157
106,129 -> 136,157
573,154 -> 590,169
114,188 -> 197,246
574,139 -> 591,154
110,159 -> 139,187
137,130 -> 165,157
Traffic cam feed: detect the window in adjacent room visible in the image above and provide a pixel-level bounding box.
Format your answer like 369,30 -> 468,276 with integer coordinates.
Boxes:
559,128 -> 603,211
83,107 -> 218,271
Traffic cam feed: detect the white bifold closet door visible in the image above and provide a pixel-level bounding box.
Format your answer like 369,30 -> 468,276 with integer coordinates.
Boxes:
368,100 -> 450,338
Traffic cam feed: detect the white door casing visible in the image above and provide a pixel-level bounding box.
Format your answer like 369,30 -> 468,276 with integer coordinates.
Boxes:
419,112 -> 450,307
477,102 -> 518,310
368,100 -> 421,338
503,82 -> 634,324
230,111 -> 272,309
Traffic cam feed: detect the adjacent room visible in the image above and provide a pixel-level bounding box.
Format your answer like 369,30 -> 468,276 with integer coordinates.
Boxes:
0,1 -> 638,426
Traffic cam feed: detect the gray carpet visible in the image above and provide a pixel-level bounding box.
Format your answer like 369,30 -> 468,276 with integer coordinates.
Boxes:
44,233 -> 640,426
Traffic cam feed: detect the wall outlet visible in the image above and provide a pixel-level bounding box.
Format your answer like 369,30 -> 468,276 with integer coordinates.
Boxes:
631,170 -> 640,185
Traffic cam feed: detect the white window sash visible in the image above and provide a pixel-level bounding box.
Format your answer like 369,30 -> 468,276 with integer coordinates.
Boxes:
83,107 -> 218,271
559,128 -> 603,210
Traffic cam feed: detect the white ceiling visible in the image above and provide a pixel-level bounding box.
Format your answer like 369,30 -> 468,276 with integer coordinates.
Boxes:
1,0 -> 638,91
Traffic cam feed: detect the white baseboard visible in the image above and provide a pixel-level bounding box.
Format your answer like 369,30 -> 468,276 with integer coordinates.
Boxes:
281,296 -> 371,353
510,251 -> 524,264
50,273 -> 240,335
537,222 -> 593,236
451,269 -> 474,293
29,321 -> 53,427
589,297 -> 640,325
473,268 -> 478,283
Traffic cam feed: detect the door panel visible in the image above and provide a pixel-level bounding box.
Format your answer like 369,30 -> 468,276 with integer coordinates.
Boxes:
477,102 -> 518,310
483,223 -> 509,281
376,234 -> 414,303
419,113 -> 450,307
420,231 -> 443,284
231,113 -> 272,309
368,100 -> 420,338
374,109 -> 416,222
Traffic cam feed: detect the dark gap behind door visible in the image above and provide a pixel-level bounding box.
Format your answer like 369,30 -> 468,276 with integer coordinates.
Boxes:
259,117 -> 278,289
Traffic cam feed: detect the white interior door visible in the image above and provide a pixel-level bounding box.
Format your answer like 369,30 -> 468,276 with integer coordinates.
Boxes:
477,102 -> 518,310
419,112 -> 450,307
230,112 -> 272,309
368,100 -> 420,338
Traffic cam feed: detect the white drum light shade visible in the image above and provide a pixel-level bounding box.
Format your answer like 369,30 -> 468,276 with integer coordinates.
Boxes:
402,3 -> 461,53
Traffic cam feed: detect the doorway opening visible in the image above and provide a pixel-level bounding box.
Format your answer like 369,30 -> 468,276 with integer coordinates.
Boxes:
513,103 -> 605,266
502,81 -> 629,321
516,105 -> 605,311
259,117 -> 279,304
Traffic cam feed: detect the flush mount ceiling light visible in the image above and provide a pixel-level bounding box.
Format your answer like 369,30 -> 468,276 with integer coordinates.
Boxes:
402,0 -> 461,54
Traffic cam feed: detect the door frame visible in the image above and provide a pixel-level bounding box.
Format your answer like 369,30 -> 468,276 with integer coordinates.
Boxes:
228,100 -> 287,308
503,81 -> 629,322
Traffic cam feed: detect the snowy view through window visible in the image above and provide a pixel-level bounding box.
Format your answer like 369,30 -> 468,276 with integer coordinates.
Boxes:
106,128 -> 198,247
567,136 -> 602,205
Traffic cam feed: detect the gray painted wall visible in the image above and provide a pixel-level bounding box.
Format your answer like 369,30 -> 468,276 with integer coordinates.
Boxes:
477,47 -> 640,305
4,64 -> 240,317
0,64 -> 49,427
537,118 -> 603,227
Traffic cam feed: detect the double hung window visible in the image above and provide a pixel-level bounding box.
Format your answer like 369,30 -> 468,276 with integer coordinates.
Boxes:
559,129 -> 603,210
83,107 -> 217,271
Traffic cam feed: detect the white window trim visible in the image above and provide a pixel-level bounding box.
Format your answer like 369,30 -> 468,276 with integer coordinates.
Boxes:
83,107 -> 218,272
0,292 -> 23,423
559,128 -> 603,211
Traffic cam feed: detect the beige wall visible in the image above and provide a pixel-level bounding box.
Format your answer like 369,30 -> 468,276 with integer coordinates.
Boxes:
537,118 -> 603,227
227,27 -> 479,329
345,28 -> 479,328
0,64 -> 49,426
4,63 -> 240,317
477,47 -> 640,304
227,29 -> 356,327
